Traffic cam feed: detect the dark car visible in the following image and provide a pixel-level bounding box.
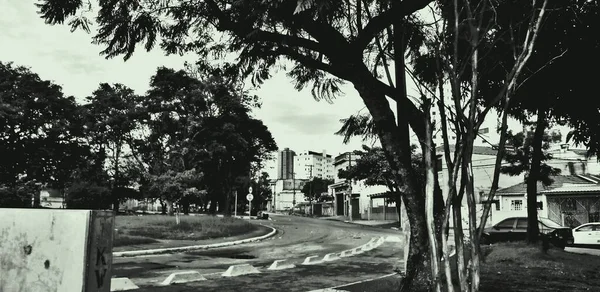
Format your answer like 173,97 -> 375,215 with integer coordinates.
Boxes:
480,217 -> 574,248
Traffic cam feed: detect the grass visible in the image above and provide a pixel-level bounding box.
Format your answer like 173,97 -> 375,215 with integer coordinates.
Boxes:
113,214 -> 258,247
335,243 -> 600,292
480,242 -> 600,291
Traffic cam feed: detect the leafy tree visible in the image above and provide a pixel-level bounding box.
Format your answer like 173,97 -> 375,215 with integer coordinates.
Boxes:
130,66 -> 276,215
501,128 -> 563,185
83,83 -> 144,211
301,177 -> 335,203
65,181 -> 111,209
0,61 -> 89,206
500,126 -> 562,241
33,0 -> 559,290
252,171 -> 273,211
339,145 -> 424,218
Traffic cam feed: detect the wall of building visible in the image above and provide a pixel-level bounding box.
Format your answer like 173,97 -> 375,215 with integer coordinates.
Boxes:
277,148 -> 296,180
294,150 -> 334,180
489,194 -> 549,225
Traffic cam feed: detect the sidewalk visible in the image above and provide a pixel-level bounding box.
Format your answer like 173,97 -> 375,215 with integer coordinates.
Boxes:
112,223 -> 273,253
319,216 -> 401,229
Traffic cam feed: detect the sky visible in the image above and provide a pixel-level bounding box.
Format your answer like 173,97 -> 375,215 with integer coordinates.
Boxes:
0,2 -> 574,178
0,2 -> 379,176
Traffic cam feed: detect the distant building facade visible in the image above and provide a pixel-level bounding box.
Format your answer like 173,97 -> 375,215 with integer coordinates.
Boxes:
270,178 -> 308,211
333,152 -> 361,183
294,150 -> 334,180
277,148 -> 296,180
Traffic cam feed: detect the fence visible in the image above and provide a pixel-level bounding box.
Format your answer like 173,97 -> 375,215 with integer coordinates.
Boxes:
298,202 -> 335,216
367,206 -> 398,220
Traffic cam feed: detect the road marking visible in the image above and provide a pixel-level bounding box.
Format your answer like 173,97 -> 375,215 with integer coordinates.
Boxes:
315,273 -> 399,291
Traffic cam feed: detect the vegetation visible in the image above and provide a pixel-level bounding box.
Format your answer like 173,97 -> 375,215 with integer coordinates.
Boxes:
0,61 -> 276,216
301,177 -> 335,203
113,215 -> 258,246
21,0 -> 600,291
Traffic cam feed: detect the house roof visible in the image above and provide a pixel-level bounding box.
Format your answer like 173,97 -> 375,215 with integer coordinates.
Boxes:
497,174 -> 600,195
542,184 -> 600,194
435,145 -> 498,156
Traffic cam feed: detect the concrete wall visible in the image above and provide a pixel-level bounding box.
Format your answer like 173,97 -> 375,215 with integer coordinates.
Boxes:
0,209 -> 115,292
489,194 -> 549,225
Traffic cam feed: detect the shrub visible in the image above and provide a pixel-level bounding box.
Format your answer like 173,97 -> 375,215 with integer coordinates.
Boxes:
66,182 -> 111,209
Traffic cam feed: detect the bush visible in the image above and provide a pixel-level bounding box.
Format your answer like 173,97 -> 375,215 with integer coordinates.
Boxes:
0,186 -> 32,208
66,182 -> 111,209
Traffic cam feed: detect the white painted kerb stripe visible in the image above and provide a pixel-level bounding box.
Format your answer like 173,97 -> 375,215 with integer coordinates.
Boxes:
113,225 -> 276,257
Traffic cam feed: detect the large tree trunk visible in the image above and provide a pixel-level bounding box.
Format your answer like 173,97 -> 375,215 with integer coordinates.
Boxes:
354,82 -> 431,292
527,109 -> 546,243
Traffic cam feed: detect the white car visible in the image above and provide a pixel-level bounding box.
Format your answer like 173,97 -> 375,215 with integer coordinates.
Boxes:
572,222 -> 600,246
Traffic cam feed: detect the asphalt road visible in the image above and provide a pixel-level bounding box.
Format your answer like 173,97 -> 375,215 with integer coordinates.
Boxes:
112,214 -> 406,291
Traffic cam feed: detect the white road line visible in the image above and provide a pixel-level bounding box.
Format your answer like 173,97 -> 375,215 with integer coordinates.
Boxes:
326,273 -> 398,290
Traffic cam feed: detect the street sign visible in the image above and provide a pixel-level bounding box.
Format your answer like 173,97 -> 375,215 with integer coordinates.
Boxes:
246,194 -> 254,201
248,186 -> 253,193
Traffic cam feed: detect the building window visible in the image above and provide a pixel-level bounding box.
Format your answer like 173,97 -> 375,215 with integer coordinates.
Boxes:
537,201 -> 543,210
495,202 -> 500,211
479,127 -> 489,134
563,198 -> 577,211
511,200 -> 523,211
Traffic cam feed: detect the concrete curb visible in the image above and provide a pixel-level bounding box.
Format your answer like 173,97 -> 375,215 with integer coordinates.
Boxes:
268,259 -> 296,270
110,278 -> 139,291
113,224 -> 277,257
159,271 -> 206,285
323,252 -> 341,262
301,255 -> 323,265
222,264 -> 261,277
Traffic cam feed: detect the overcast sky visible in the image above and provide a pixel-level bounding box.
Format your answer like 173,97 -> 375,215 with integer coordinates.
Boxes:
1,2 -> 376,155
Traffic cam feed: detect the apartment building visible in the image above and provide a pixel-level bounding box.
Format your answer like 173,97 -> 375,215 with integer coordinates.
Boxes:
294,150 -> 335,180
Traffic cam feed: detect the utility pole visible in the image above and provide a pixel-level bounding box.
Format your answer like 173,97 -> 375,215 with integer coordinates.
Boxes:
307,164 -> 314,215
292,171 -> 296,208
347,152 -> 353,221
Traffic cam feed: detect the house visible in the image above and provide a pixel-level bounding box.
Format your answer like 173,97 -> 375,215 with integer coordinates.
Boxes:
270,178 -> 308,211
39,188 -> 65,209
494,174 -> 600,227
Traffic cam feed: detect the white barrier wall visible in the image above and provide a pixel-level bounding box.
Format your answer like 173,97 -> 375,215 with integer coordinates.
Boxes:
0,209 -> 115,292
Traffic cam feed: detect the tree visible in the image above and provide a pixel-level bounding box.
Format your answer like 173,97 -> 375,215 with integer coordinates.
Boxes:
129,66 -> 276,216
499,127 -> 562,242
253,172 -> 273,211
338,145 -> 424,224
0,61 -> 89,206
301,177 -> 334,203
34,1 -> 560,290
83,83 -> 144,212
65,181 -> 111,209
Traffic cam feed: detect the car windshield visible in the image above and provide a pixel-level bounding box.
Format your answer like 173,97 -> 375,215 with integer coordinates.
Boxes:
539,217 -> 562,228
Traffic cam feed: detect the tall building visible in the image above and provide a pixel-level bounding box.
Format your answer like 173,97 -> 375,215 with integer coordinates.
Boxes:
277,148 -> 296,180
294,150 -> 335,180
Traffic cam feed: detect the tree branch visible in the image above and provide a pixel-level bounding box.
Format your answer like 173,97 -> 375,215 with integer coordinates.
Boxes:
352,0 -> 433,52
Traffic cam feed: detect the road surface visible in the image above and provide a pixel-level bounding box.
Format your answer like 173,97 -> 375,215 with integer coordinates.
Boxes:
112,214 -> 406,291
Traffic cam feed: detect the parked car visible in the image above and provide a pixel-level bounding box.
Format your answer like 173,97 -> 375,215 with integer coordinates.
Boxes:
572,222 -> 600,248
480,217 -> 574,249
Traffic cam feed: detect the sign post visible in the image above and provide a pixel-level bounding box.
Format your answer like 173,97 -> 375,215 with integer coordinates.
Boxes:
247,186 -> 254,219
234,190 -> 238,217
